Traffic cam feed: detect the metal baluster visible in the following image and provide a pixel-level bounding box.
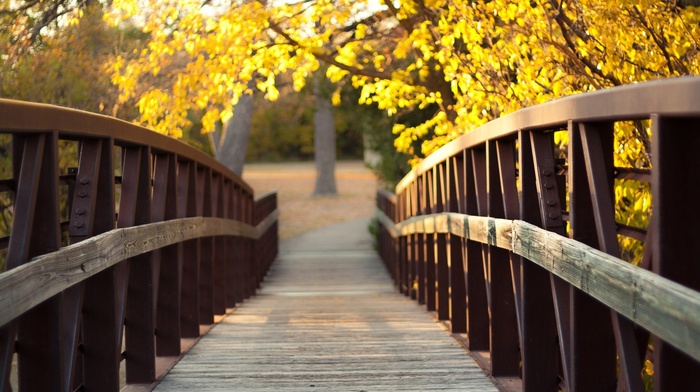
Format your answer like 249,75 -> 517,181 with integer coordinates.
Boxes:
651,115 -> 700,391
518,130 -> 559,391
568,122 -> 617,391
466,148 -> 489,351
121,146 -> 155,385
486,140 -> 519,376
178,160 -> 201,338
448,154 -> 467,333
153,153 -> 181,356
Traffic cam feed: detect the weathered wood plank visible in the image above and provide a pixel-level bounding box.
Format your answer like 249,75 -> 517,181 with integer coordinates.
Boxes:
0,212 -> 278,327
376,209 -> 700,363
512,220 -> 700,363
154,218 -> 496,391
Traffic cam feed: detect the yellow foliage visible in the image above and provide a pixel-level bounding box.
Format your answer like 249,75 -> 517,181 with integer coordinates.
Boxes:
107,0 -> 700,160
331,89 -> 342,106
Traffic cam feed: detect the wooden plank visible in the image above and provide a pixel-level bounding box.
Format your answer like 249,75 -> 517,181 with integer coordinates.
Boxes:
0,212 -> 279,327
376,210 -> 700,363
512,220 -> 700,362
154,219 -> 497,391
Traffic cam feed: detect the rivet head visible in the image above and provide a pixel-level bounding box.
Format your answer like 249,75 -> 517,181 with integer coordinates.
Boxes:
542,169 -> 553,176
76,208 -> 86,215
548,212 -> 559,219
79,177 -> 90,185
546,199 -> 556,206
74,221 -> 84,228
544,182 -> 553,190
78,190 -> 88,198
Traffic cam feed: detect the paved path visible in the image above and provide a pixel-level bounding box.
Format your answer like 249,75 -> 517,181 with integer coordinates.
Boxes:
154,218 -> 497,391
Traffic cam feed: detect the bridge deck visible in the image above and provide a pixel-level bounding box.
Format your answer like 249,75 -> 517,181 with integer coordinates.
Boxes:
154,218 -> 497,391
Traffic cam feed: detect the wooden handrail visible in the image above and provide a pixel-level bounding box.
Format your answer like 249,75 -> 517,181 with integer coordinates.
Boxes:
397,76 -> 700,192
0,99 -> 279,391
0,98 -> 252,193
376,209 -> 700,363
376,77 -> 700,391
0,213 -> 278,327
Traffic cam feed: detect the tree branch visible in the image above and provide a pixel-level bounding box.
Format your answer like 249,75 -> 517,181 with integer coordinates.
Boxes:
381,0 -> 415,34
548,7 -> 622,86
265,17 -> 395,81
0,0 -> 43,16
630,6 -> 688,75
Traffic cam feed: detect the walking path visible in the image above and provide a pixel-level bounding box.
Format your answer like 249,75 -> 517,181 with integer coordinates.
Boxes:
153,218 -> 497,391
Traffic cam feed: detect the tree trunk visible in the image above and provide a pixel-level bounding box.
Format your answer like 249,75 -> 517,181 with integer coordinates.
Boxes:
313,83 -> 337,196
214,91 -> 254,176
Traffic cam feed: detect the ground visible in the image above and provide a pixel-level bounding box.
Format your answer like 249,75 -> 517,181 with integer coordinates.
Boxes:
242,160 -> 379,240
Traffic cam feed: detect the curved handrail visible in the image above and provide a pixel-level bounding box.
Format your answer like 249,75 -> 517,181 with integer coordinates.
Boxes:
379,77 -> 700,391
375,209 -> 700,362
0,99 -> 278,391
0,98 -> 252,193
397,76 -> 700,192
0,213 -> 278,327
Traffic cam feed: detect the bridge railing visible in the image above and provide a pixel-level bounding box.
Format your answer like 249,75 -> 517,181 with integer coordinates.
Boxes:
0,99 -> 278,391
376,77 -> 700,392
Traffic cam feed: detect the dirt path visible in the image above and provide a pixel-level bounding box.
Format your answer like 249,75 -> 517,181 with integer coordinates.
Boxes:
242,161 -> 379,240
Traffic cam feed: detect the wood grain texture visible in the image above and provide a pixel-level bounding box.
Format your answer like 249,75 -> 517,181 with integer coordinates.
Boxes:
153,218 -> 496,391
377,210 -> 700,362
0,212 -> 278,327
385,211 -> 513,250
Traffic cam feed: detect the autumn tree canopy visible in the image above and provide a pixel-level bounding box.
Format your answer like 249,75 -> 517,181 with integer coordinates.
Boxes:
0,0 -> 151,120
109,0 -> 700,164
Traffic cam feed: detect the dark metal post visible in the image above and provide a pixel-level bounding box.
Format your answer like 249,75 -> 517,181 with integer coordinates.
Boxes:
153,153 -> 182,356
178,160 -> 201,338
423,171 -> 436,311
466,148 -> 489,351
486,140 -> 519,376
4,134 -> 62,391
568,122 -> 617,391
68,138 -> 116,390
212,174 -> 227,314
121,146 -> 155,385
518,131 -> 559,391
447,155 -> 467,333
651,115 -> 700,392
197,167 -> 214,324
435,164 -> 450,321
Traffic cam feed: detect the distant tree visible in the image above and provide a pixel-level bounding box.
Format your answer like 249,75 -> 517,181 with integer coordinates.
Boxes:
1,6 -> 121,115
312,74 -> 337,195
211,87 -> 255,176
0,0 -> 90,60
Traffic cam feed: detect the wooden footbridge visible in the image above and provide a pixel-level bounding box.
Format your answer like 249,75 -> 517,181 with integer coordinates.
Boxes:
1,77 -> 700,391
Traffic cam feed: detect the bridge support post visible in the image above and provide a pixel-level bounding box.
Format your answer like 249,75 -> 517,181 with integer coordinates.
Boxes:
568,122 -> 619,391
464,149 -> 489,351
4,134 -> 62,391
179,161 -> 201,338
121,146 -> 155,385
447,154 -> 467,333
153,153 -> 182,356
485,140 -> 519,377
652,115 -> 700,392
518,131 -> 563,391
